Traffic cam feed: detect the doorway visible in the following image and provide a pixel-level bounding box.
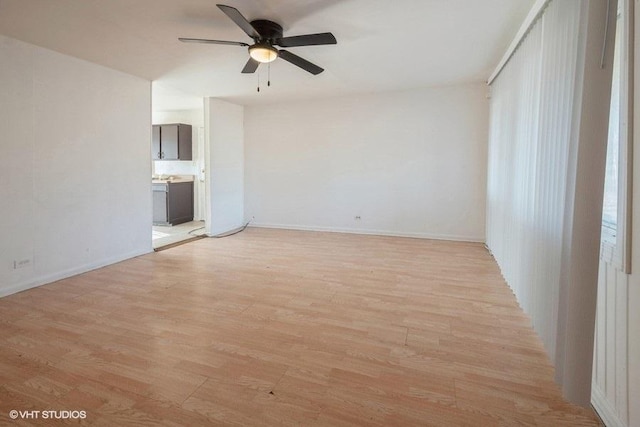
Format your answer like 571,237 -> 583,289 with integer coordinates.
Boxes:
151,84 -> 207,250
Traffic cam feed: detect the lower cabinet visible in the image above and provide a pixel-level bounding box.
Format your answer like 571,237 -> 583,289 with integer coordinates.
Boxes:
152,181 -> 194,226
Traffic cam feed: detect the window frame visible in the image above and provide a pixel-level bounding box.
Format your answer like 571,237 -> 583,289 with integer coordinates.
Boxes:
600,0 -> 633,274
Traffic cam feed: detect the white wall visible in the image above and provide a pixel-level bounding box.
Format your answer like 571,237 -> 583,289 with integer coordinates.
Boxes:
244,84 -> 488,241
204,98 -> 244,236
592,261 -> 629,426
630,264 -> 640,427
152,108 -> 205,220
0,35 -> 152,297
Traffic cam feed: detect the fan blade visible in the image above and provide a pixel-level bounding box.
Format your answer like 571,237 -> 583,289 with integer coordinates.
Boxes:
278,50 -> 324,75
241,58 -> 260,74
217,4 -> 260,39
275,32 -> 337,47
179,38 -> 248,47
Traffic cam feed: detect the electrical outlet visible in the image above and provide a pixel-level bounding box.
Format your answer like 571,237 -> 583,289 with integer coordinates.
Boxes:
13,258 -> 32,269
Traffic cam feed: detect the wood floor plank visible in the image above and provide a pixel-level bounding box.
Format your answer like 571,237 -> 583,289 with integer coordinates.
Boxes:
0,227 -> 600,425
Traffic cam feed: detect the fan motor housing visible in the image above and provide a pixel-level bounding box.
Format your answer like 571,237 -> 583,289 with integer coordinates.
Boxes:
250,19 -> 283,41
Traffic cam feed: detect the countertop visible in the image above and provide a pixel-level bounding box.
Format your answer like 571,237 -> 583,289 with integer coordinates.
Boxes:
152,175 -> 194,184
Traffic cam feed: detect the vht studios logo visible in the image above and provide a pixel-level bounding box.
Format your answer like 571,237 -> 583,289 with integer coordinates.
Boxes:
9,410 -> 87,420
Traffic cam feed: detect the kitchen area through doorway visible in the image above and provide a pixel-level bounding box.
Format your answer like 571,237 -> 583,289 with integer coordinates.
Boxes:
151,89 -> 207,250
152,173 -> 205,250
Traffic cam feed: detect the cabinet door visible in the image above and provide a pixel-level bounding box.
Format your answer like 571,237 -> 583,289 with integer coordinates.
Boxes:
161,125 -> 179,160
152,125 -> 161,160
152,187 -> 168,224
167,182 -> 194,225
178,124 -> 193,160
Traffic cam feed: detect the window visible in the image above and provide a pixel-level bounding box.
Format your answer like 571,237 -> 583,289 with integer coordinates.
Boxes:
601,0 -> 632,273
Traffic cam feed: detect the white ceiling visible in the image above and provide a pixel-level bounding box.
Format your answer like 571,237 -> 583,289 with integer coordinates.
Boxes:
0,0 -> 533,108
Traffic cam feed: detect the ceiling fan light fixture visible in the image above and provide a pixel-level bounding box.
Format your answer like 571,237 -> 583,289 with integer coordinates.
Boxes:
249,43 -> 278,63
180,5 -> 335,75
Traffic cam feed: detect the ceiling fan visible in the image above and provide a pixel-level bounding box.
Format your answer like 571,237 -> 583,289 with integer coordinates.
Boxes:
179,4 -> 337,75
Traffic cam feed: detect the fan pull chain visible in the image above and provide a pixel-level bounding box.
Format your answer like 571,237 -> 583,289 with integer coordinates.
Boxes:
257,73 -> 260,92
268,62 -> 271,87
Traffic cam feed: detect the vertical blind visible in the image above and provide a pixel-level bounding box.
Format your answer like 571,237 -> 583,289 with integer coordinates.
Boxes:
486,0 -> 586,380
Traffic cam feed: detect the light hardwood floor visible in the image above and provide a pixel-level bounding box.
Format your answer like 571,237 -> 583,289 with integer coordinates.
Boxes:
0,228 -> 600,426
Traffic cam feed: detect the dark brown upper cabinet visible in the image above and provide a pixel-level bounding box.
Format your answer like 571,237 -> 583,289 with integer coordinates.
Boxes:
152,124 -> 192,161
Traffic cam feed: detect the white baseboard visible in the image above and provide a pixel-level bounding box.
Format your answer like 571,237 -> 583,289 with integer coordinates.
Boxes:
0,247 -> 153,298
249,222 -> 485,243
591,384 -> 626,427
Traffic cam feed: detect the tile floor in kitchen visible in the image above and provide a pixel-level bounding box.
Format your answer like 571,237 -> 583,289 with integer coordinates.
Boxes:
152,220 -> 206,250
